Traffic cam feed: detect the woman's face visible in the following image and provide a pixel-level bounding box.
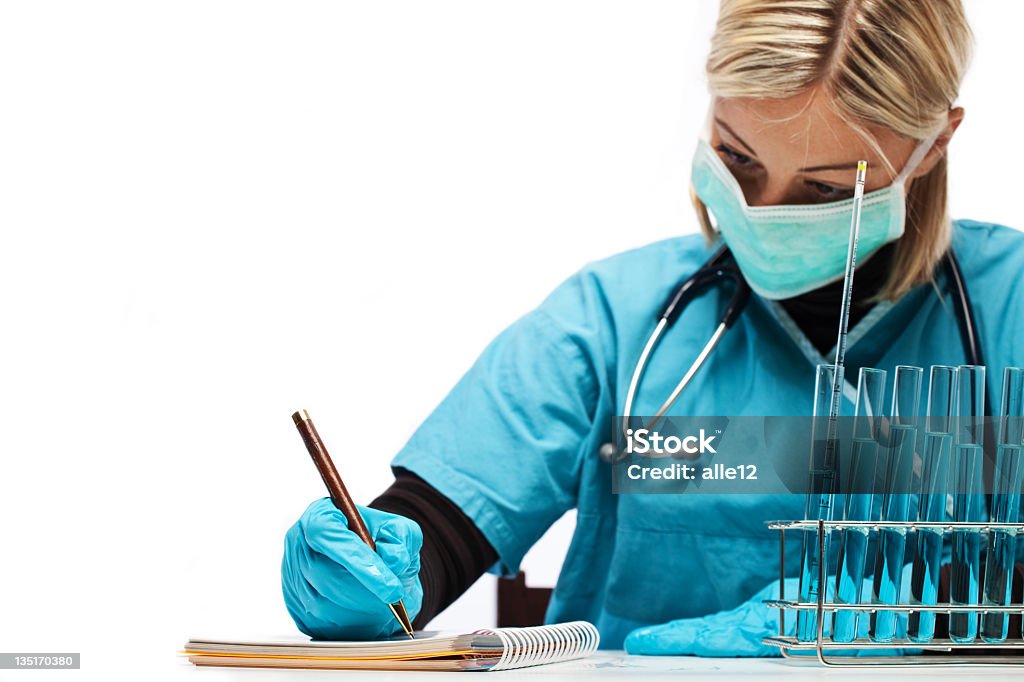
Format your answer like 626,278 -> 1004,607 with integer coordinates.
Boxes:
709,85 -> 962,206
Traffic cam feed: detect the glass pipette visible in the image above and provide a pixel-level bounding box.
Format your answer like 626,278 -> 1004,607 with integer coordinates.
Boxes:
822,160 -> 869,510
797,160 -> 869,641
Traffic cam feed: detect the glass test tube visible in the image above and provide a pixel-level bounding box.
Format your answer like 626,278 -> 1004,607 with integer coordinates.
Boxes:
798,364 -> 843,642
907,365 -> 957,643
980,367 -> 1024,642
870,365 -> 923,642
832,367 -> 886,643
950,364 -> 986,643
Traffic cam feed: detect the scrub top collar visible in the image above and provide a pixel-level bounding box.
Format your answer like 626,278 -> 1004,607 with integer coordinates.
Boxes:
749,274 -> 950,405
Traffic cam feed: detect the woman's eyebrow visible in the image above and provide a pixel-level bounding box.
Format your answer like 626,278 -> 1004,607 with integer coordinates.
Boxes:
714,118 -> 757,156
799,161 -> 861,173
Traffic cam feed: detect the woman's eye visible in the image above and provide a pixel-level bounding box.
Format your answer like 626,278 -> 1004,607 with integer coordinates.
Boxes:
807,181 -> 854,201
715,144 -> 756,169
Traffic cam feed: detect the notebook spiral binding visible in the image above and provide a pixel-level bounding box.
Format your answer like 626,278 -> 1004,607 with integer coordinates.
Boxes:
763,519 -> 1024,667
474,621 -> 600,670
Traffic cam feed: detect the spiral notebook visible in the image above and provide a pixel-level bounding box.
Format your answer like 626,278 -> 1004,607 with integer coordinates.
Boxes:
183,621 -> 599,671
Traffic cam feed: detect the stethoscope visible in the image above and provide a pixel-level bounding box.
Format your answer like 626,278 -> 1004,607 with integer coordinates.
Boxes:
598,245 -> 985,464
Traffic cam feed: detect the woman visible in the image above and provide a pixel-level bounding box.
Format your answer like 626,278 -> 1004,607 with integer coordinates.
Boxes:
281,0 -> 1023,655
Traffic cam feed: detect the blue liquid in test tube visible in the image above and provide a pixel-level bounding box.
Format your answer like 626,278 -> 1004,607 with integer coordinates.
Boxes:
950,364 -> 986,644
870,366 -> 922,642
908,365 -> 957,643
980,367 -> 1024,643
798,364 -> 843,642
832,367 -> 886,643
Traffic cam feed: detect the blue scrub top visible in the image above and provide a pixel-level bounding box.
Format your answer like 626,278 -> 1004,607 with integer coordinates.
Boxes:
391,219 -> 1024,648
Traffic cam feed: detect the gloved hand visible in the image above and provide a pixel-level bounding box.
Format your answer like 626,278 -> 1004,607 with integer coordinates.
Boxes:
624,564 -> 915,657
282,497 -> 423,640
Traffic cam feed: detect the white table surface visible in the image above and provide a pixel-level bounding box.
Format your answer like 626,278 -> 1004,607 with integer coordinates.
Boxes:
176,650 -> 1024,681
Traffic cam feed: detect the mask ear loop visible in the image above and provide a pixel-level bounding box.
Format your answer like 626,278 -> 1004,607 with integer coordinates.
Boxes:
893,126 -> 944,186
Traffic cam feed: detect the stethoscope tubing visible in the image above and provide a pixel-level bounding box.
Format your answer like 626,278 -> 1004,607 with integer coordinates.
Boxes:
599,247 -> 984,465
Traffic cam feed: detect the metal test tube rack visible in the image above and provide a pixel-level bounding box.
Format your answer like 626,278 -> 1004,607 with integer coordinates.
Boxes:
763,519 -> 1024,666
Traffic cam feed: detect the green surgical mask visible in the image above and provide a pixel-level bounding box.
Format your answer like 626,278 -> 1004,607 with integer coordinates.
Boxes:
690,134 -> 935,300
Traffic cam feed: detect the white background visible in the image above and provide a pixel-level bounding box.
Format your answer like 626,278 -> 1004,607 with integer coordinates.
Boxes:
0,1 -> 1021,679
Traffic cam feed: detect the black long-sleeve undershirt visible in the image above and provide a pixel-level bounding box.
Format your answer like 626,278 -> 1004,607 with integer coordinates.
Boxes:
778,242 -> 896,356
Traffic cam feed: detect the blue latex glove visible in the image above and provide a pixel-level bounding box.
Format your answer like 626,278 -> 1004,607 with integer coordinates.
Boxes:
281,497 -> 423,640
624,565 -> 915,657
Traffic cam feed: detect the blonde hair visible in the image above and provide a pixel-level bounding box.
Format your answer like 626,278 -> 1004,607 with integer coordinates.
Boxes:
695,0 -> 973,300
